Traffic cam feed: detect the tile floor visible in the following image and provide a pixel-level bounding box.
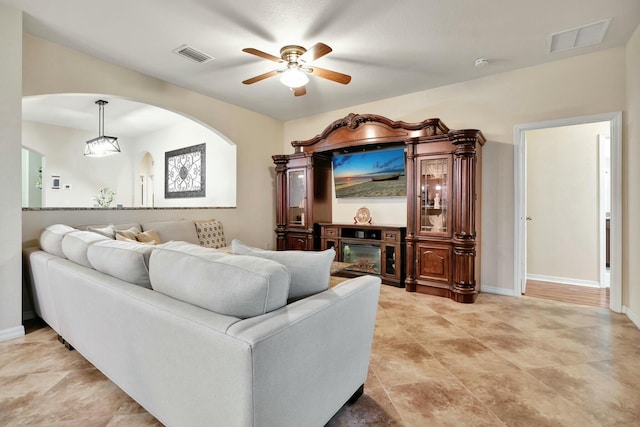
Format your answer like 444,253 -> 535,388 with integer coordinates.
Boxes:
1,282 -> 639,426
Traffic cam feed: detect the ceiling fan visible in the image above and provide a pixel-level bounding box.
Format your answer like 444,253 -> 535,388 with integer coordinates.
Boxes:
242,42 -> 351,96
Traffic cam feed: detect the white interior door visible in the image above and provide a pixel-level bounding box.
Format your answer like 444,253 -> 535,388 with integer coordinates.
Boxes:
514,112 -> 622,312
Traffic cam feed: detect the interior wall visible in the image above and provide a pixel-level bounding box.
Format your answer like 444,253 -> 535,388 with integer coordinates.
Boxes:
23,121 -> 135,207
625,24 -> 640,324
526,122 -> 608,284
283,47 -> 627,293
21,34 -> 282,251
131,119 -> 236,208
0,5 -> 23,340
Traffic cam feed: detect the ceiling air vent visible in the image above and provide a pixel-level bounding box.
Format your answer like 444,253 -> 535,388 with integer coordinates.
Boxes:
549,19 -> 611,54
172,44 -> 214,63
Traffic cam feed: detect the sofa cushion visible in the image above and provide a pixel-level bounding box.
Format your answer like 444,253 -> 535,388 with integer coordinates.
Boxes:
61,231 -> 111,268
149,241 -> 290,319
231,240 -> 335,301
195,219 -> 227,249
87,240 -> 155,288
39,224 -> 76,257
141,220 -> 199,244
87,224 -> 116,239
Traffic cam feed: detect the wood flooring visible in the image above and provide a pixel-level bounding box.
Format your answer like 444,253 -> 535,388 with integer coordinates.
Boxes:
525,280 -> 610,308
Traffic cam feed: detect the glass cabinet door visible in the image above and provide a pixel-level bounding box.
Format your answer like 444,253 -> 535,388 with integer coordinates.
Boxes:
419,156 -> 451,235
288,168 -> 306,226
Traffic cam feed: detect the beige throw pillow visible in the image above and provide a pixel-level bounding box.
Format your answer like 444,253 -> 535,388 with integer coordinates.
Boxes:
195,220 -> 227,249
135,229 -> 161,245
115,227 -> 140,241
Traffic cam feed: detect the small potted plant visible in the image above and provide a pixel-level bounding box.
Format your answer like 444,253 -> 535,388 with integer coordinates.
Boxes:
94,187 -> 116,208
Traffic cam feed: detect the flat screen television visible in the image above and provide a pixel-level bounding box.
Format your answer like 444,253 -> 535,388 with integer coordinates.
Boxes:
332,146 -> 406,198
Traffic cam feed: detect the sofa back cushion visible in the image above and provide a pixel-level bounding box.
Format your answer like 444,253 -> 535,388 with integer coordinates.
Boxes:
39,224 -> 76,257
76,223 -> 141,237
61,231 -> 111,267
231,240 -> 335,301
86,224 -> 117,239
141,220 -> 199,244
87,240 -> 155,288
149,241 -> 290,319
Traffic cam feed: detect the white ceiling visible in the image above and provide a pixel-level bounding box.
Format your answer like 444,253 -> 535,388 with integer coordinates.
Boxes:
22,94 -> 190,138
5,0 -> 640,125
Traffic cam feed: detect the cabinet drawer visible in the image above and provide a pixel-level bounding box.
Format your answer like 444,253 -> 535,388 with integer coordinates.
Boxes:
384,231 -> 399,242
323,227 -> 338,238
286,234 -> 309,251
416,243 -> 452,284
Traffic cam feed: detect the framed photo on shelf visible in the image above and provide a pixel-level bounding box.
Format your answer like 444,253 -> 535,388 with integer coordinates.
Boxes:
164,143 -> 206,199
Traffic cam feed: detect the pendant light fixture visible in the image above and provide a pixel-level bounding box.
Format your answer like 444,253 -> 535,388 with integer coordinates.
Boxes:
84,100 -> 121,157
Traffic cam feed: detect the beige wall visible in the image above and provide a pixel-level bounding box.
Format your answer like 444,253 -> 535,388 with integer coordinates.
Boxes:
283,47 -> 627,292
0,5 -> 24,339
526,123 -> 608,284
21,34 -> 283,250
625,25 -> 640,323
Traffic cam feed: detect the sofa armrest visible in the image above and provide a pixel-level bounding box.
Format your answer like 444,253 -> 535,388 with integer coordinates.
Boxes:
227,275 -> 381,427
23,248 -> 62,332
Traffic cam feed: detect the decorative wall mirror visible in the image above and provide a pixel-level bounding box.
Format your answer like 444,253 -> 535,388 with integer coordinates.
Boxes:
21,94 -> 237,209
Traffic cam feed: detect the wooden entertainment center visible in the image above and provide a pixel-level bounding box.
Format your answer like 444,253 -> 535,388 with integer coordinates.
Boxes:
273,113 -> 485,303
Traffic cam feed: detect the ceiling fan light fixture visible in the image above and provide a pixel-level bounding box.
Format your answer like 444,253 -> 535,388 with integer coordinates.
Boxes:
84,100 -> 120,157
279,68 -> 309,88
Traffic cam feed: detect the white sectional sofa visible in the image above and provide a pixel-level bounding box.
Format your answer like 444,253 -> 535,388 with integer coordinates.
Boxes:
23,220 -> 381,427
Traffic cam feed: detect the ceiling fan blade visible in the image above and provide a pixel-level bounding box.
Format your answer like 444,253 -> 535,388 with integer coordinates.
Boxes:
242,48 -> 282,63
242,70 -> 279,85
309,67 -> 351,84
299,42 -> 332,63
292,86 -> 307,97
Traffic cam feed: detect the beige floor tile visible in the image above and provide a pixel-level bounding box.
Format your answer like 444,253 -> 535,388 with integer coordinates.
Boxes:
386,378 -> 504,426
441,311 -> 524,338
0,371 -> 69,425
528,326 -> 615,364
477,333 -> 572,370
106,413 -> 164,427
588,359 -> 640,394
460,369 -> 600,426
427,337 -> 521,377
372,317 -> 416,348
370,341 -> 455,387
0,341 -> 93,377
8,368 -> 137,426
327,385 -> 403,426
395,314 -> 474,343
529,363 -> 640,425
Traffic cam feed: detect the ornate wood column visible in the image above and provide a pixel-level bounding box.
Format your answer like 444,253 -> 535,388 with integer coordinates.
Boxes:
272,154 -> 289,250
451,130 -> 482,302
404,139 -> 418,292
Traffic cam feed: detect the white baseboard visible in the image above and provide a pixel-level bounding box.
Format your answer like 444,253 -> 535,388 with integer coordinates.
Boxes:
527,274 -> 600,288
481,285 -> 517,297
623,306 -> 640,330
0,325 -> 25,343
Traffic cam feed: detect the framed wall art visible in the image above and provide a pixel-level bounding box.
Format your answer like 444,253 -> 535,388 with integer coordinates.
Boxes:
164,143 -> 206,199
